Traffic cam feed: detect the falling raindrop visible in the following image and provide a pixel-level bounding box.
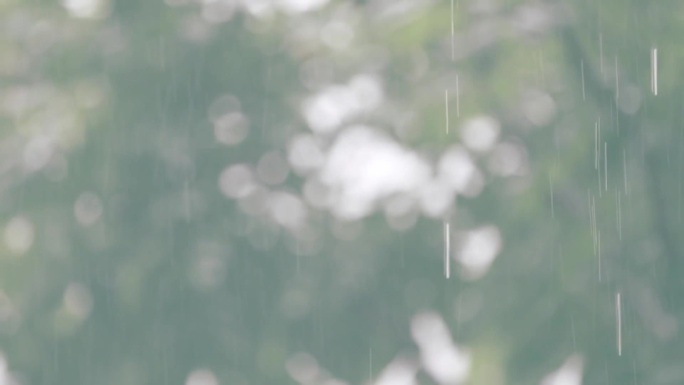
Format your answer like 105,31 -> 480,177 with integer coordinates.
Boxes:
450,0 -> 455,60
571,316 -> 577,351
604,142 -> 608,191
615,56 -> 619,103
588,190 -> 595,243
591,195 -> 597,256
632,360 -> 638,385
549,175 -> 555,219
651,47 -> 658,95
594,121 -> 599,170
623,148 -> 628,195
445,89 -> 450,134
444,220 -> 451,279
617,190 -> 622,241
456,75 -> 460,117
598,229 -> 602,282
581,60 -> 586,101
616,292 -> 622,356
369,348 -> 374,384
599,33 -> 604,78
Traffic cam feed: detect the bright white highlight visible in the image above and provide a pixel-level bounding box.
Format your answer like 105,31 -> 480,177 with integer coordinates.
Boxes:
373,356 -> 419,385
61,0 -> 109,18
185,368 -> 219,385
437,146 -> 477,194
302,75 -> 382,134
23,135 -> 54,173
461,116 -> 500,152
541,355 -> 584,385
288,134 -> 325,175
320,126 -> 430,220
410,311 -> 471,384
457,225 -> 502,280
286,353 -> 320,384
276,0 -> 329,14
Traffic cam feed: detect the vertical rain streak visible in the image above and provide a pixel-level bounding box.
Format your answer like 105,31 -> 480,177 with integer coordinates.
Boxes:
595,121 -> 599,170
651,47 -> 658,95
539,50 -> 546,84
456,75 -> 460,117
599,33 -> 605,78
680,129 -> 684,223
588,190 -> 594,240
450,0 -> 455,60
262,55 -> 272,141
571,315 -> 577,351
615,56 -> 620,103
617,190 -> 622,241
598,119 -> 602,197
623,148 -> 629,195
445,90 -> 450,134
598,161 -> 602,197
369,348 -> 373,383
604,142 -> 608,191
581,60 -> 586,101
183,179 -> 191,220
296,238 -> 301,273
591,194 -> 597,256
616,292 -> 622,356
598,229 -> 602,282
444,0 -> 455,281
549,175 -> 555,219
444,221 -> 451,279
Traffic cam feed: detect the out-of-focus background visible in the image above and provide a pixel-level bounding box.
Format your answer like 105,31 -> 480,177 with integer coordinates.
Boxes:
0,0 -> 682,384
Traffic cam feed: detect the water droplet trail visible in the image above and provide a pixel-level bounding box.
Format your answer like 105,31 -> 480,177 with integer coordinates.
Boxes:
445,90 -> 450,134
598,229 -> 602,281
604,142 -> 608,191
616,292 -> 622,356
549,175 -> 555,219
444,221 -> 451,279
651,47 -> 658,95
450,0 -> 455,60
456,76 -> 460,117
617,190 -> 622,240
581,60 -> 586,101
623,148 -> 629,195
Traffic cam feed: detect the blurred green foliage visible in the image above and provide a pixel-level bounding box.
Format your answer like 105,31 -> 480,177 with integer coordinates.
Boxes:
0,0 -> 683,384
